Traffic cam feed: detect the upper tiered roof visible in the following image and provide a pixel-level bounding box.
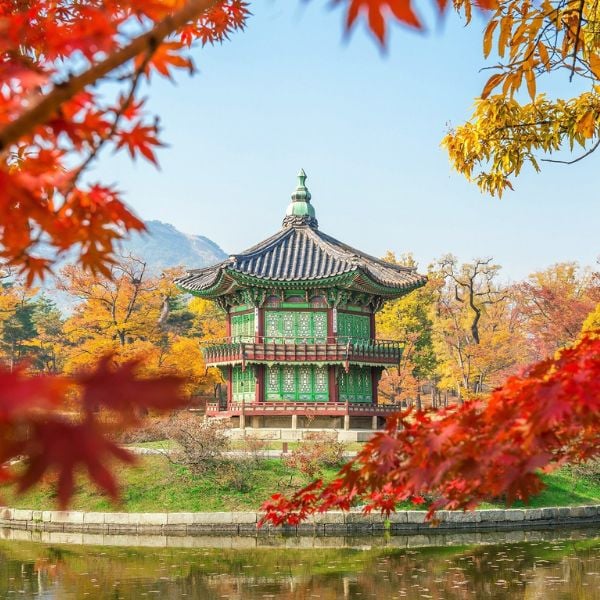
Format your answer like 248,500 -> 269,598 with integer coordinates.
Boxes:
175,171 -> 427,299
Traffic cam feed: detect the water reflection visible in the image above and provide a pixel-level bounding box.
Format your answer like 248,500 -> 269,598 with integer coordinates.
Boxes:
0,529 -> 599,599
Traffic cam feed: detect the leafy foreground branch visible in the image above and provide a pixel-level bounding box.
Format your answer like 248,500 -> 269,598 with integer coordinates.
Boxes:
0,357 -> 186,508
261,332 -> 600,526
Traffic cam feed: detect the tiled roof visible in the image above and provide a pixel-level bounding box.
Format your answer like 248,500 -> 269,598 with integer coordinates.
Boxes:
175,224 -> 426,295
175,170 -> 427,298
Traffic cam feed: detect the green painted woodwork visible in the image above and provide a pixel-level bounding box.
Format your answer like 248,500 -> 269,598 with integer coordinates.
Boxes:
233,271 -> 355,290
264,310 -> 327,342
231,313 -> 255,341
232,366 -> 255,402
344,305 -> 368,313
283,290 -> 306,299
183,269 -> 415,300
265,365 -> 329,402
230,305 -> 252,314
339,367 -> 373,403
280,302 -> 311,308
337,312 -> 370,341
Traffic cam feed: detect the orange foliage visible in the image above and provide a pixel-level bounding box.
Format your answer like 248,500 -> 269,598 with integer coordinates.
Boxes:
0,358 -> 186,507
261,333 -> 600,525
0,0 -> 593,514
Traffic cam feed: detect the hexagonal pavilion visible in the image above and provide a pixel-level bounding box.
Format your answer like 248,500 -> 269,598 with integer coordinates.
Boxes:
176,171 -> 426,430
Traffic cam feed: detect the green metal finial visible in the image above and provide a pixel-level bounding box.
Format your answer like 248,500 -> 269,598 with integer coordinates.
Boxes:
282,169 -> 318,228
292,168 -> 311,202
297,168 -> 307,188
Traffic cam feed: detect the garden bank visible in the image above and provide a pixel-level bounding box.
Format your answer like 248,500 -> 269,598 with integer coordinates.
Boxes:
2,505 -> 600,536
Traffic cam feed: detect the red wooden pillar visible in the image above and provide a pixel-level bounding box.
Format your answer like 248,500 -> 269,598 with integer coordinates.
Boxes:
255,307 -> 264,402
226,310 -> 232,338
227,365 -> 233,407
255,365 -> 264,403
327,307 -> 337,403
371,367 -> 379,406
370,310 -> 377,405
328,366 -> 338,403
255,307 -> 264,340
327,307 -> 335,339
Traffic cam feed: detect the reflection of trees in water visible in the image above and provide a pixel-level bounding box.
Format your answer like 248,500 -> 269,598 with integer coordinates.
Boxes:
0,538 -> 600,598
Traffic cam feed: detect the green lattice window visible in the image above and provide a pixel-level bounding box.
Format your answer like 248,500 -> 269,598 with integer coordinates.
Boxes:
339,366 -> 372,403
265,365 -> 329,402
232,366 -> 255,402
264,311 -> 327,343
337,312 -> 370,341
231,312 -> 255,342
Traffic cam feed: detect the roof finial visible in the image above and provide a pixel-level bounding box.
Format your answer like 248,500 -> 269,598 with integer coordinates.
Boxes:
282,169 -> 318,229
291,168 -> 311,202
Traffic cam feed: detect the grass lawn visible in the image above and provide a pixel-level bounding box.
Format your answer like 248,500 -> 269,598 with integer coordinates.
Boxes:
127,439 -> 365,452
1,457 -> 339,512
497,468 -> 600,509
2,456 -> 599,513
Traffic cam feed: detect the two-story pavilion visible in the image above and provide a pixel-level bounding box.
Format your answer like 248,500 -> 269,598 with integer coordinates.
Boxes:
176,171 -> 426,430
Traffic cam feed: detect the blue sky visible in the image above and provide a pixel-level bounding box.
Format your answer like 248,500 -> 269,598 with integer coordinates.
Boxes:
93,2 -> 599,280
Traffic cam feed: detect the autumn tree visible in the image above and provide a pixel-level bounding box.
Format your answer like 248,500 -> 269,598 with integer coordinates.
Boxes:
188,297 -> 227,341
515,262 -> 600,359
262,333 -> 600,526
444,0 -> 600,195
582,301 -> 600,333
377,252 -> 437,408
30,296 -> 65,374
59,256 -> 164,364
59,256 -> 218,395
1,0 -> 598,510
430,255 -> 524,398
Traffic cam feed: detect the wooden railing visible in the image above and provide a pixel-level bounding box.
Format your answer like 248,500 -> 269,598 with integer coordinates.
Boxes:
206,400 -> 402,417
201,336 -> 403,367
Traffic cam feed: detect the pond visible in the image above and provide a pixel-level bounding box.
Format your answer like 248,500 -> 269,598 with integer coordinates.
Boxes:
1,528 -> 600,598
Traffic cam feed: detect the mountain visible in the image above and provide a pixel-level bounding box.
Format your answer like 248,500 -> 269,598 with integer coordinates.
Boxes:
43,220 -> 227,312
118,220 -> 227,274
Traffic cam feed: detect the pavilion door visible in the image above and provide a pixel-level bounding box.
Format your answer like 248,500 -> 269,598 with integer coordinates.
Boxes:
231,313 -> 255,342
336,312 -> 370,341
265,365 -> 329,402
339,366 -> 373,403
264,311 -> 327,343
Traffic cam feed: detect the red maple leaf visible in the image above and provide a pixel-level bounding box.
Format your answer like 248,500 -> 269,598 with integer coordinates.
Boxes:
136,41 -> 194,79
78,356 -> 188,419
115,122 -> 163,164
13,418 -> 136,508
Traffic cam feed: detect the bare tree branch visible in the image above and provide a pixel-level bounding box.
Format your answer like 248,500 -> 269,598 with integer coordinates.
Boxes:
541,138 -> 600,164
0,0 -> 220,151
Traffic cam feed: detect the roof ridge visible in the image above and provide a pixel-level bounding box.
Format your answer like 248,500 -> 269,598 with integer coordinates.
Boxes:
304,227 -> 358,266
229,227 -> 293,260
315,229 -> 417,274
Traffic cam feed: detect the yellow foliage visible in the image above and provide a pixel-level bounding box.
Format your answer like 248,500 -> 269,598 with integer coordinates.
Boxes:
59,257 -> 218,397
189,296 -> 226,340
444,0 -> 600,195
582,303 -> 600,335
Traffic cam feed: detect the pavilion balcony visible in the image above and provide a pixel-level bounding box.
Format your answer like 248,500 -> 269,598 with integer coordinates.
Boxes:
205,400 -> 402,418
201,336 -> 403,368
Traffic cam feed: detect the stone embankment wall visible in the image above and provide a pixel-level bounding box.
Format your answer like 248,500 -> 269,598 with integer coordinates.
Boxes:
2,505 -> 600,535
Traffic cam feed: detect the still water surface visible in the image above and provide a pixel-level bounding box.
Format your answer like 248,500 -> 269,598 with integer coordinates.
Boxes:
1,529 -> 600,599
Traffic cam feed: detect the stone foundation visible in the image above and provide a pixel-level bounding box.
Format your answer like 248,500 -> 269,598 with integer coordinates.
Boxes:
1,505 -> 600,537
224,427 -> 377,442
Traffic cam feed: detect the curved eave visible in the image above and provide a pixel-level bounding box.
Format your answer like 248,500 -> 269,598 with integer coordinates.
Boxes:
348,268 -> 428,299
177,266 -> 426,299
175,267 -> 236,298
207,358 -> 395,368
